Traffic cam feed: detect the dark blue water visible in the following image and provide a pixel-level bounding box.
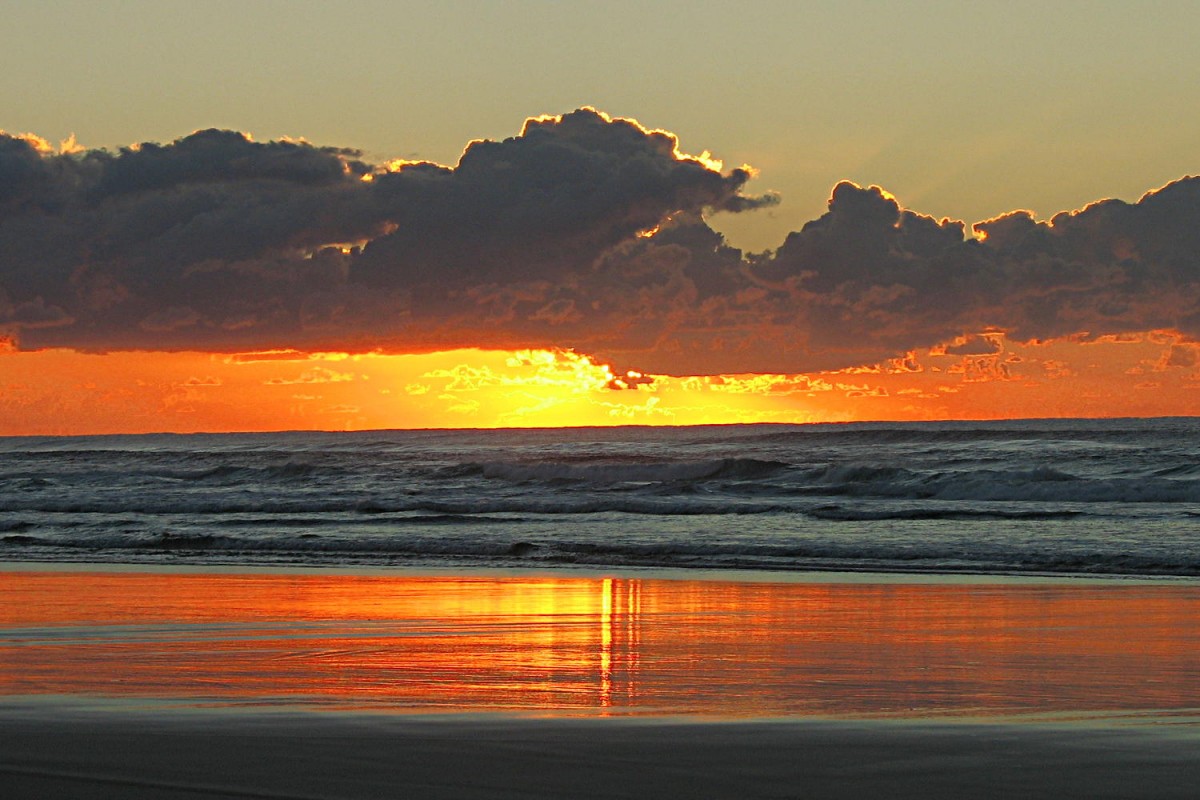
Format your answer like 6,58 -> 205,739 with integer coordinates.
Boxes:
1,419 -> 1198,576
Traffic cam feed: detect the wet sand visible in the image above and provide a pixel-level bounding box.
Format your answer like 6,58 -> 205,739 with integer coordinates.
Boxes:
2,702 -> 1199,799
2,566 -> 1199,797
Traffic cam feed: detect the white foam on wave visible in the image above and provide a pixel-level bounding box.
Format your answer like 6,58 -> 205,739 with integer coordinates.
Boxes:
477,457 -> 788,484
4,418 -> 1200,577
8,524 -> 1200,577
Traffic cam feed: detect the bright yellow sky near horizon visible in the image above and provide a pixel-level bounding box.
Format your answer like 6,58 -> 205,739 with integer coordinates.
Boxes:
3,335 -> 1196,435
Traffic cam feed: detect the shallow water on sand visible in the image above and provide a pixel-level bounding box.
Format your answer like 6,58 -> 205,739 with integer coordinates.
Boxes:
2,568 -> 1197,720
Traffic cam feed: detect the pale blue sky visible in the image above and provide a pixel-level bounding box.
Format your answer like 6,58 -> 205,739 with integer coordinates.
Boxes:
4,0 -> 1198,250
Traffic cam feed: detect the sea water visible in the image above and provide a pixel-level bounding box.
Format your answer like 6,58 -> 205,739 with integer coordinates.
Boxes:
1,418 -> 1198,577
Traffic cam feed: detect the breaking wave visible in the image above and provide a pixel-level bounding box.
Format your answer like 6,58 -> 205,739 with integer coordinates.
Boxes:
3,418 -> 1199,578
5,524 -> 1198,578
459,457 -> 789,484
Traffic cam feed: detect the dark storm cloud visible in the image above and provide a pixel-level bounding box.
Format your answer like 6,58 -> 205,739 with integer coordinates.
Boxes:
352,109 -> 768,288
1,112 -> 1198,374
625,177 -> 1200,374
941,335 -> 1003,356
973,178 -> 1200,342
0,110 -> 769,353
0,127 -> 388,351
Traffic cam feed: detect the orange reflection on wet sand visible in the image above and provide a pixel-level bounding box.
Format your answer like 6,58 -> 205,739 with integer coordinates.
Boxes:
0,570 -> 1197,718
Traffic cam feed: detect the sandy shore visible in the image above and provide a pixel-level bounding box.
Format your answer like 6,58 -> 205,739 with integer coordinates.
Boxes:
1,702 -> 1198,799
3,566 -> 1199,797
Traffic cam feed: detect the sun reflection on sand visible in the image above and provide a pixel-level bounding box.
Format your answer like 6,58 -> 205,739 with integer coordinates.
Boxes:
0,570 -> 1197,719
600,577 -> 613,707
596,577 -> 644,711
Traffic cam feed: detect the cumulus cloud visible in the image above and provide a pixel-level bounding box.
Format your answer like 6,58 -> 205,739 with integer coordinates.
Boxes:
603,178 -> 1200,374
0,109 -> 768,357
1,110 -> 1198,375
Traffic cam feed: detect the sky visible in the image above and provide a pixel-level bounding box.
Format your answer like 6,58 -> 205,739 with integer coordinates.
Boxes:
2,0 -> 1199,433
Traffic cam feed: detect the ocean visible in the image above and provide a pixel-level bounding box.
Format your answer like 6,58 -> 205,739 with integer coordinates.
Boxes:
2,418 -> 1198,577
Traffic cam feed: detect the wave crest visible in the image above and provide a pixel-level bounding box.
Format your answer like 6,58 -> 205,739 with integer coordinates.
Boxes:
476,457 -> 789,485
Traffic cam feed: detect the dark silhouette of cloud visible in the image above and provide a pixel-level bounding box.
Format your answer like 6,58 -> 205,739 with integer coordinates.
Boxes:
940,335 -> 1004,357
1,111 -> 1197,375
601,178 -> 1200,374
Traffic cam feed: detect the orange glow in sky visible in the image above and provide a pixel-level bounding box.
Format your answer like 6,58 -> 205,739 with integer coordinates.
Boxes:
4,4 -> 1199,438
1,332 -> 1197,435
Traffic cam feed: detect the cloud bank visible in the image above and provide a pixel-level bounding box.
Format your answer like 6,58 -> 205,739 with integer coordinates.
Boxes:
2,109 -> 1197,374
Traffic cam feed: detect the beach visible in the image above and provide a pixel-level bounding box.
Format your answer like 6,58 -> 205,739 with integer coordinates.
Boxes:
2,565 -> 1198,797
7,0 -> 1200,790
4,703 -> 1199,799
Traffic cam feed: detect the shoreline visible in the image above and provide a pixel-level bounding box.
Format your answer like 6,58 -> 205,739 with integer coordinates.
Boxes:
5,558 -> 1199,586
